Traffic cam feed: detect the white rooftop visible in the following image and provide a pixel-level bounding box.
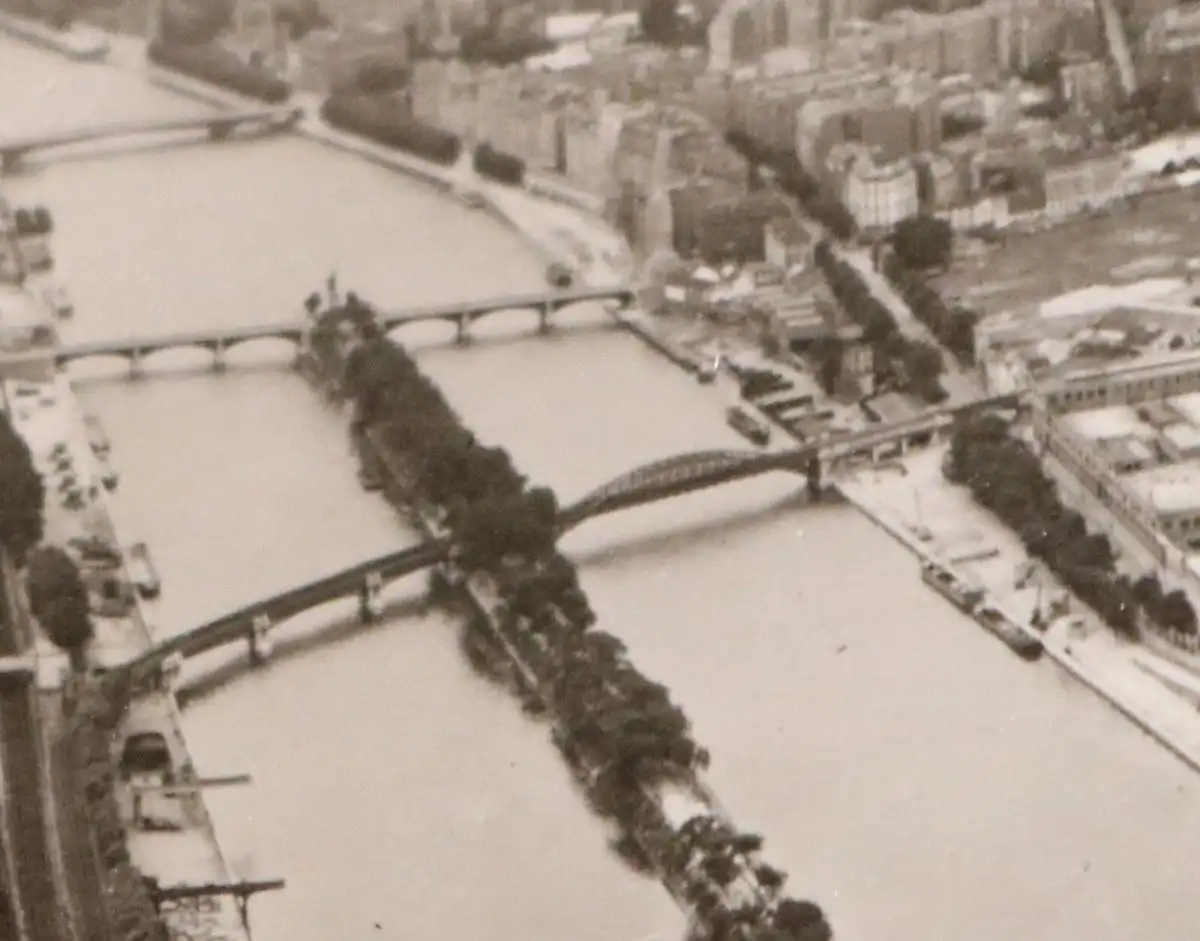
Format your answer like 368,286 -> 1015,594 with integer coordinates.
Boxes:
1170,392 -> 1200,426
1163,423 -> 1200,454
1123,461 -> 1200,516
1040,278 -> 1184,320
1064,405 -> 1148,442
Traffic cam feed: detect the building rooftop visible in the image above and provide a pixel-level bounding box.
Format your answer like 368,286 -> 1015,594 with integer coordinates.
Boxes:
1064,404 -> 1148,441
1163,423 -> 1200,454
1169,392 -> 1200,426
1123,461 -> 1200,516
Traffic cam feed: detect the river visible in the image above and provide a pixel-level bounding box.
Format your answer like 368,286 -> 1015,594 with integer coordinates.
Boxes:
9,36 -> 1200,941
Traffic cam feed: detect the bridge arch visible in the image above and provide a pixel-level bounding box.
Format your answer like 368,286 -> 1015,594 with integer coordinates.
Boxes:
560,448 -> 798,526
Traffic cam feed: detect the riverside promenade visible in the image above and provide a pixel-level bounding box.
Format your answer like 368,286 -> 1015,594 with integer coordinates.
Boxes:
838,449 -> 1200,776
4,369 -> 256,941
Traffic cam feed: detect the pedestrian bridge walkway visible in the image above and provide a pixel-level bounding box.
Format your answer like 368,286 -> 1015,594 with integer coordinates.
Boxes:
120,394 -> 1022,685
0,107 -> 303,172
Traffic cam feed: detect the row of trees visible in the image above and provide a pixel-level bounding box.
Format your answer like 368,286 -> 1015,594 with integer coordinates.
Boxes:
883,215 -> 979,367
337,309 -> 832,941
724,131 -> 858,241
813,241 -> 947,404
945,413 -> 1199,637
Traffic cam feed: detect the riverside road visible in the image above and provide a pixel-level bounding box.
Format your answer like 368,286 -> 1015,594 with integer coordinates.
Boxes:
7,35 -> 1200,941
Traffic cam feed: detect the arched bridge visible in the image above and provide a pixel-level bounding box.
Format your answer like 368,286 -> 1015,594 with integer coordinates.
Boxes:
119,391 -> 1023,682
376,284 -> 635,342
54,285 -> 635,375
0,107 -> 303,172
55,322 -> 308,373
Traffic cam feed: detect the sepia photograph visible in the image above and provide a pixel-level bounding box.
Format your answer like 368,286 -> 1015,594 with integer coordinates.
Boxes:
3,0 -> 1200,939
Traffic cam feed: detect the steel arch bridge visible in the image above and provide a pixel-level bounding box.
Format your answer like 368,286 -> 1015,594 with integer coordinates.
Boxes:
558,448 -> 803,528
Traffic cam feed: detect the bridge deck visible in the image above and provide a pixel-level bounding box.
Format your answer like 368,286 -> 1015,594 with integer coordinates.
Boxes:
0,107 -> 303,157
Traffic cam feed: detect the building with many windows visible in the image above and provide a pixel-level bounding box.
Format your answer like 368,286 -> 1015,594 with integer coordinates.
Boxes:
842,149 -> 919,229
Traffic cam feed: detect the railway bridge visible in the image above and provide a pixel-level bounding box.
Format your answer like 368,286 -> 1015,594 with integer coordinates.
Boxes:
119,391 -> 1023,685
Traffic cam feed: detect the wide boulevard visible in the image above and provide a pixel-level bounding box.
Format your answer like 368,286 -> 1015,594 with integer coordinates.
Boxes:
7,34 -> 1200,941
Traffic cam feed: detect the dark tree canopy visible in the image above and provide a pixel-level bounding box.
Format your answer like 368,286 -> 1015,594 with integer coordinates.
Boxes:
27,545 -> 93,666
891,214 -> 953,270
0,412 -> 44,563
336,299 -> 836,941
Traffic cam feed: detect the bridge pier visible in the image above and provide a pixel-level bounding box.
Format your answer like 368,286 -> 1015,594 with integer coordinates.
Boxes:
207,120 -> 234,141
804,455 -> 823,500
247,614 -> 274,666
537,304 -> 552,334
358,571 -> 384,622
128,352 -> 145,381
212,343 -> 226,373
159,652 -> 184,696
455,316 -> 471,345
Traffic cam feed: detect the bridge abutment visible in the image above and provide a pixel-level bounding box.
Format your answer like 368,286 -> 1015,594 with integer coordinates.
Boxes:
804,455 -> 823,500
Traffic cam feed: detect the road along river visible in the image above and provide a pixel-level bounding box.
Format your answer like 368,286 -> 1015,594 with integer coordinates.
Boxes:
9,36 -> 1200,941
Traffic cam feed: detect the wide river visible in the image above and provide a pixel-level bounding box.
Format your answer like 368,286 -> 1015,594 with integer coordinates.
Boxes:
7,39 -> 1200,941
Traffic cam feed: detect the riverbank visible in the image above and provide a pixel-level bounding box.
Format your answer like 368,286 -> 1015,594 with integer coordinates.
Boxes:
840,448 -> 1200,775
1,364 -> 253,941
0,8 -> 107,59
132,52 -> 584,277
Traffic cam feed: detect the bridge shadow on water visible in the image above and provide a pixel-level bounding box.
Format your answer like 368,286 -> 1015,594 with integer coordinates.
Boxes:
65,358 -> 297,386
176,591 -> 430,711
563,488 -> 835,571
175,492 -> 827,707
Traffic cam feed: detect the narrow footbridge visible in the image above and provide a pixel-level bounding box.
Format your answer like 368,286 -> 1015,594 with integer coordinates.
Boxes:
55,285 -> 635,374
121,391 -> 1021,682
0,107 -> 303,172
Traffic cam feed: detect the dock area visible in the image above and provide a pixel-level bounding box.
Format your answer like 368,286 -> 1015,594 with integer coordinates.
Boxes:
3,370 -> 262,941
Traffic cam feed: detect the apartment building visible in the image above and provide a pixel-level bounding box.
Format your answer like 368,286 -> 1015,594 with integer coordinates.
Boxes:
1038,145 -> 1126,218
793,77 -> 940,175
842,148 -> 920,229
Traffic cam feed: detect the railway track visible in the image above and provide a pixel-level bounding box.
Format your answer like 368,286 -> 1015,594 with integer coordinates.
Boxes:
0,567 -> 71,941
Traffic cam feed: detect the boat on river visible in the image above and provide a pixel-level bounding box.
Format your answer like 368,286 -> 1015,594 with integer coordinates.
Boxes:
921,559 -> 984,613
973,601 -> 1044,660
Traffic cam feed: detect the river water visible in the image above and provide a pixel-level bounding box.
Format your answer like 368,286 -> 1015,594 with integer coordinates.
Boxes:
8,38 -> 1200,941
